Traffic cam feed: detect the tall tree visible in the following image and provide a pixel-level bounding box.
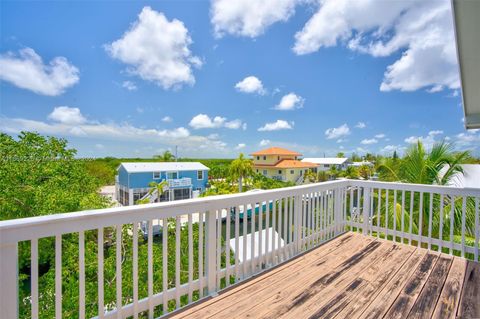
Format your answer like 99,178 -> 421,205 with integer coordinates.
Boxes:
154,150 -> 175,162
376,141 -> 474,239
336,152 -> 345,158
229,153 -> 253,192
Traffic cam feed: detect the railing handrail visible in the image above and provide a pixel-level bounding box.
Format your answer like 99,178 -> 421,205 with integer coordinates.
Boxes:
2,179 -> 479,244
351,179 -> 480,197
0,180 -> 349,244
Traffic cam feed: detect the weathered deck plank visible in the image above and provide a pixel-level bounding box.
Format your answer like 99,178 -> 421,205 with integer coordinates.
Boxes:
457,260 -> 480,319
407,255 -> 452,319
167,232 -> 479,319
432,257 -> 466,319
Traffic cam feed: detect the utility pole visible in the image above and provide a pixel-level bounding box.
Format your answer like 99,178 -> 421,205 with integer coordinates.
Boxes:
175,145 -> 178,161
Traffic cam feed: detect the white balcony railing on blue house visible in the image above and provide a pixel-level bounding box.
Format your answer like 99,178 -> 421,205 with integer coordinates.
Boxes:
0,180 -> 479,318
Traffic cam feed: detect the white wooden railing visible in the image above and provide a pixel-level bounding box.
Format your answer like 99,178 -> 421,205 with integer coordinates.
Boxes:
0,180 -> 479,319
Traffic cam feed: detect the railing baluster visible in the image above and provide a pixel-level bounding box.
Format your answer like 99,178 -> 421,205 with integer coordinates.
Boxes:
234,207 -> 240,281
356,187 -> 361,234
278,197 -> 284,259
98,228 -> 104,319
162,217 -> 168,312
385,189 -> 389,239
198,212 -> 204,296
428,193 -> 433,250
393,190 -> 397,242
461,196 -> 466,258
409,191 -> 414,245
250,202 -> 256,273
284,196 -> 289,258
377,189 -> 381,238
242,204 -> 248,278
31,239 -> 39,319
343,189 -> 347,234
418,192 -> 423,248
188,213 -> 194,300
115,225 -> 122,318
401,190 -> 405,244
450,195 -> 455,255
175,215 -> 181,308
225,208 -> 231,286
272,198 -> 277,262
217,210 -> 222,288
79,231 -> 85,319
349,187 -> 354,231
258,200 -> 263,268
148,220 -> 153,317
55,234 -> 62,319
475,197 -> 479,262
369,188 -> 374,237
439,195 -> 444,253
265,200 -> 270,266
133,223 -> 139,319
288,196 -> 293,257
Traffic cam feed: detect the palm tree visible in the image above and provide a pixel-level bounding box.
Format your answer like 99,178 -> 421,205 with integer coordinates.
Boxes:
343,166 -> 359,179
136,180 -> 169,204
229,153 -> 253,192
154,150 -> 175,162
375,141 -> 474,240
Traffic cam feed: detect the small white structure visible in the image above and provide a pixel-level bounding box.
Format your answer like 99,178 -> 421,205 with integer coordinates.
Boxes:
229,227 -> 285,263
441,164 -> 480,188
302,157 -> 348,172
349,161 -> 374,168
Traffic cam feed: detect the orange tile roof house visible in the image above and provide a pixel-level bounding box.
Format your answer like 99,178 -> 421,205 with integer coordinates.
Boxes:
250,147 -> 318,184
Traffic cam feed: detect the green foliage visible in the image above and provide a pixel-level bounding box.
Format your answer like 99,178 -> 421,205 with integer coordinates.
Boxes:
229,153 -> 254,192
0,132 -> 109,220
251,173 -> 295,189
341,166 -> 359,179
153,150 -> 175,162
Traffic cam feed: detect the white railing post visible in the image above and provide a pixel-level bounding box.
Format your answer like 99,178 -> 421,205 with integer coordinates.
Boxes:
294,194 -> 303,253
0,242 -> 18,319
334,188 -> 343,236
205,210 -> 217,295
363,187 -> 371,235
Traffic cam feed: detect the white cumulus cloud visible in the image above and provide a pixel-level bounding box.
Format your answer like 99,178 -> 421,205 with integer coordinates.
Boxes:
189,114 -> 246,130
0,47 -> 79,96
235,143 -> 246,150
122,80 -> 137,91
258,120 -> 293,131
48,106 -> 86,125
235,76 -> 265,94
211,0 -> 298,38
259,139 -> 271,146
325,124 -> 350,139
105,7 -> 202,90
355,122 -> 366,129
293,0 -> 459,93
274,92 -> 304,111
161,116 -> 173,123
375,133 -> 386,139
361,138 -> 378,145
404,130 -> 444,148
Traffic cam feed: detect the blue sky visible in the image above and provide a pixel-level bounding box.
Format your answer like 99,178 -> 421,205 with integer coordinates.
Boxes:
1,0 -> 478,158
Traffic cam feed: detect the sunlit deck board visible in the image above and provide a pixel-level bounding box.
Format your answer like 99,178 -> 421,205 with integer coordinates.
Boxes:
168,232 -> 479,319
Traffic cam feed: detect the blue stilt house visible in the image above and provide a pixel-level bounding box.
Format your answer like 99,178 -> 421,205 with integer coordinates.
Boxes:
115,162 -> 209,206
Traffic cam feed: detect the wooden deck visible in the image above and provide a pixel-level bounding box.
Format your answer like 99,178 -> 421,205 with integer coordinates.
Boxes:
170,232 -> 480,319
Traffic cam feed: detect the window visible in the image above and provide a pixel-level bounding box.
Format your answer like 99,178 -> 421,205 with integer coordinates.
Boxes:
263,170 -> 267,176
153,171 -> 161,179
278,170 -> 282,174
197,170 -> 203,180
290,170 -> 294,174
167,171 -> 178,179
278,156 -> 280,160
324,164 -> 330,168
256,169 -> 259,173
173,188 -> 190,201
263,156 -> 266,160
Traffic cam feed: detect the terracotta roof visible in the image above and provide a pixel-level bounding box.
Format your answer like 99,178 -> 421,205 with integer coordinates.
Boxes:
254,160 -> 318,168
250,147 -> 302,156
